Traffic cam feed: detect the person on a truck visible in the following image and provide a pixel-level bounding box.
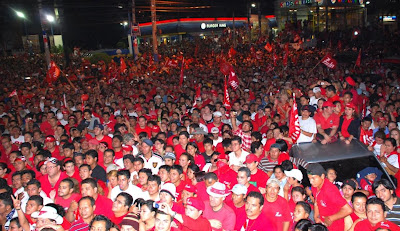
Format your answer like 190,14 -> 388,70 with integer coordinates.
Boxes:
313,101 -> 339,145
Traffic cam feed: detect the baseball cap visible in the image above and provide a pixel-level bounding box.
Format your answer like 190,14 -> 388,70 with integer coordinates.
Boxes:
15,156 -> 26,162
88,139 -> 100,145
307,163 -> 326,176
45,157 -> 59,165
244,154 -> 259,164
345,76 -> 356,87
151,125 -> 161,133
213,111 -> 223,117
94,123 -> 104,130
122,145 -> 133,152
160,183 -> 176,199
142,139 -> 153,147
31,206 -> 63,224
183,184 -> 197,194
192,127 -> 208,135
345,102 -> 356,110
45,136 -> 56,143
284,169 -> 303,182
322,101 -> 334,108
342,179 -> 357,190
211,127 -> 219,134
186,197 -> 205,211
164,152 -> 176,160
206,182 -> 230,197
313,87 -> 321,93
231,184 -> 248,195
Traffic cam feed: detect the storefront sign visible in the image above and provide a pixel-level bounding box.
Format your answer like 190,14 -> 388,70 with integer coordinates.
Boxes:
200,23 -> 227,29
331,0 -> 360,4
280,0 -> 315,8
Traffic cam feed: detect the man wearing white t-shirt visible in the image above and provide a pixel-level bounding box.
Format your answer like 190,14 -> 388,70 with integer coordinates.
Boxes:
309,87 -> 322,108
110,170 -> 145,202
297,105 -> 317,144
229,136 -> 250,172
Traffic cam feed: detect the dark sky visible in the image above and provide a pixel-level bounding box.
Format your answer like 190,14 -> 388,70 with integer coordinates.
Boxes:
0,0 -> 274,50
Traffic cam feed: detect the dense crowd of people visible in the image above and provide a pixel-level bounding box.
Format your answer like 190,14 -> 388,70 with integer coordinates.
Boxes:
0,21 -> 400,231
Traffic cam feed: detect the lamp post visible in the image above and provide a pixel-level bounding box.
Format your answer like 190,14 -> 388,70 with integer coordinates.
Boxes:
248,3 -> 256,42
46,15 -> 55,36
15,11 -> 28,36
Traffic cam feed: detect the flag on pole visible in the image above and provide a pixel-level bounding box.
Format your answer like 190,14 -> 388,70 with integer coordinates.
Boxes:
46,61 -> 61,84
228,47 -> 237,58
223,78 -> 231,110
120,57 -> 127,73
264,42 -> 273,52
179,57 -> 185,86
228,67 -> 239,90
289,94 -> 301,143
321,54 -> 337,69
355,49 -> 362,67
9,90 -> 17,97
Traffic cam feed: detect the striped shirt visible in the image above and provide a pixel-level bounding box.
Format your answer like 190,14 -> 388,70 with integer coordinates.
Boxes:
258,156 -> 309,173
70,218 -> 89,231
386,197 -> 400,225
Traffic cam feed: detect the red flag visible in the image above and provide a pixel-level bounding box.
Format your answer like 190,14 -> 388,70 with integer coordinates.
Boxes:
166,59 -> 178,68
46,61 -> 61,84
289,94 -> 301,143
283,53 -> 288,67
179,57 -> 185,86
228,67 -> 239,90
355,49 -> 362,67
228,47 -> 237,58
321,54 -> 337,69
223,78 -> 231,110
9,90 -> 17,97
264,42 -> 273,52
192,84 -> 201,108
273,53 -> 278,66
120,58 -> 127,73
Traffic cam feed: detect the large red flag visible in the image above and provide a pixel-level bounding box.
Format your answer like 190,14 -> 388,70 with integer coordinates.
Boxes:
355,49 -> 362,67
264,42 -> 273,52
321,54 -> 337,69
223,78 -> 231,110
179,57 -> 185,86
120,58 -> 127,73
289,94 -> 301,143
228,47 -> 237,58
228,67 -> 239,90
46,61 -> 61,84
9,90 -> 17,97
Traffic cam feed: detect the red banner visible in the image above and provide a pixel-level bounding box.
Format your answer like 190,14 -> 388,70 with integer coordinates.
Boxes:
223,78 -> 231,110
179,57 -> 185,86
321,54 -> 337,69
228,67 -> 239,90
289,94 -> 301,143
355,49 -> 362,67
264,42 -> 273,52
46,61 -> 61,84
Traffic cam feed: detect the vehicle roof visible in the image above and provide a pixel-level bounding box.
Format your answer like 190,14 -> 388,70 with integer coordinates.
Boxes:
289,140 -> 373,163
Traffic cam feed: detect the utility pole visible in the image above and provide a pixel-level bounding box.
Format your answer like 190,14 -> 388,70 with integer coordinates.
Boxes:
38,0 -> 51,67
130,0 -> 139,58
151,0 -> 158,62
258,0 -> 261,38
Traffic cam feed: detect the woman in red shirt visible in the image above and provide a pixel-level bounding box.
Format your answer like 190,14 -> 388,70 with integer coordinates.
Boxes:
185,142 -> 206,170
338,103 -> 360,144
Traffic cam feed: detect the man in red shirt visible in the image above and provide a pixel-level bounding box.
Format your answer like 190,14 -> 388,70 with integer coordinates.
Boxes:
245,154 -> 269,189
240,191 -> 276,230
159,197 -> 212,231
93,124 -> 112,149
226,184 -> 247,231
44,136 -> 61,160
354,197 -> 400,231
0,135 -> 20,164
237,167 -> 260,194
135,116 -> 152,137
262,178 -> 291,231
307,163 -> 352,231
313,101 -> 339,145
39,157 -> 67,197
54,178 -> 81,211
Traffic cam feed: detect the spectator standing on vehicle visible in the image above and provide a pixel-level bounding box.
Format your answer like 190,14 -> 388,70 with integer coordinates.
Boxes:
314,101 -> 340,145
307,163 -> 352,230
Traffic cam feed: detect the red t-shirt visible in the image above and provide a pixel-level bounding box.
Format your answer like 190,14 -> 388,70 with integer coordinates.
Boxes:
203,203 -> 236,231
96,135 -> 113,149
195,181 -> 209,202
174,144 -> 186,164
246,184 -> 260,195
175,180 -> 186,201
354,219 -> 400,231
94,194 -> 114,217
135,125 -> 152,137
314,112 -> 340,130
250,169 -> 269,188
240,213 -> 276,231
40,171 -> 68,197
311,179 -> 348,231
262,196 -> 291,231
110,213 -> 128,227
55,193 -> 81,211
181,214 -> 212,231
226,201 -> 247,231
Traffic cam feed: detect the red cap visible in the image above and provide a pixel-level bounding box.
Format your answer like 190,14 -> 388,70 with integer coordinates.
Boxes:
345,102 -> 356,110
218,152 -> 229,161
244,154 -> 259,164
151,125 -> 161,133
88,139 -> 100,145
183,184 -> 197,193
345,76 -> 356,87
122,145 -> 133,152
186,197 -> 205,211
378,117 -> 387,122
15,156 -> 26,162
45,136 -> 56,143
322,101 -> 334,108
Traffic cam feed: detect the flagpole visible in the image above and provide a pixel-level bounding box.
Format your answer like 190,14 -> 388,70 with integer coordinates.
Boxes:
306,61 -> 321,78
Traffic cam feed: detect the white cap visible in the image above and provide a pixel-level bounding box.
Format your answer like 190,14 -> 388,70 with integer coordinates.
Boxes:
313,87 -> 321,93
211,127 -> 219,134
284,169 -> 303,182
31,206 -> 63,224
160,183 -> 177,199
231,184 -> 248,195
213,111 -> 222,117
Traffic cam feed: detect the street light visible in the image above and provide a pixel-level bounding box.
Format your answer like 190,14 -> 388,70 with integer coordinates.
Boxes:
251,3 -> 256,8
46,15 -> 55,36
16,11 -> 25,19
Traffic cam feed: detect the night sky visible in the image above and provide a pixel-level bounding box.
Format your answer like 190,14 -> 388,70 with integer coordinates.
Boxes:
0,0 -> 274,51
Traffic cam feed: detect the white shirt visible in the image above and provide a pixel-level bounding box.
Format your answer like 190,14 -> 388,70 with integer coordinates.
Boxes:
297,116 -> 317,143
212,137 -> 223,146
138,153 -> 164,175
228,150 -> 250,167
11,135 -> 24,145
309,96 -> 320,107
110,183 -> 145,202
